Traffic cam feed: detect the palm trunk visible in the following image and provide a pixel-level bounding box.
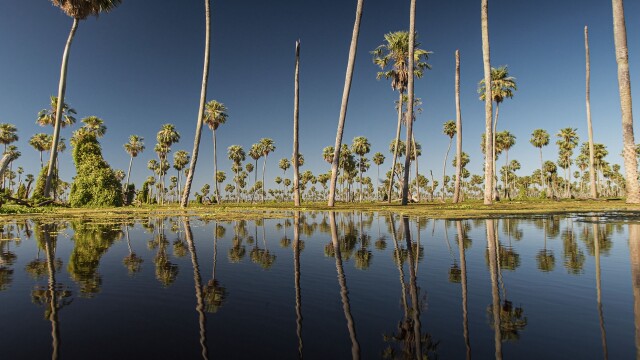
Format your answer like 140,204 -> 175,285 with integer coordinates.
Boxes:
359,155 -> 364,202
328,0 -> 364,207
45,18 -> 79,197
453,50 -> 463,203
539,148 -> 544,193
457,221 -> 471,359
612,0 -> 640,203
401,0 -> 417,206
262,155 -> 267,203
481,0 -> 494,205
585,26 -> 598,199
213,130 -> 221,203
442,137 -> 453,201
376,165 -> 380,201
180,0 -> 211,208
487,219 -> 503,359
40,151 -> 43,170
413,134 -> 420,202
388,92 -> 404,203
293,41 -> 301,206
183,218 -> 209,359
492,103 -> 500,200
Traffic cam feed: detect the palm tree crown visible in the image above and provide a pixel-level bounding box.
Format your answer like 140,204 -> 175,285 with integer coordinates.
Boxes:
372,31 -> 431,93
51,0 -> 122,20
203,100 -> 228,131
81,116 -> 106,138
37,96 -> 76,128
124,135 -> 145,158
478,65 -> 517,104
530,129 -> 550,149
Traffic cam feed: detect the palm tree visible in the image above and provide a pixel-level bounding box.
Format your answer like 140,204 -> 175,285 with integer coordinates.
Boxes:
173,150 -> 190,200
37,96 -> 76,128
248,143 -> 262,202
80,116 -> 106,138
556,128 -> 579,197
481,0 -> 493,205
123,135 -> 145,198
442,120 -> 457,201
156,124 -> 180,204
279,158 -> 290,199
497,130 -> 516,197
201,100 -> 228,204
611,0 -> 640,203
372,152 -> 385,200
402,0 -> 419,206
530,129 -> 550,192
327,0 -> 365,207
180,0 -> 212,207
228,145 -> 246,203
372,31 -> 430,204
45,0 -> 122,197
259,138 -> 276,203
453,50 -> 463,203
351,136 -> 370,202
29,133 -> 51,169
478,66 -> 517,201
0,123 -> 18,155
584,26 -> 598,199
293,40 -> 301,206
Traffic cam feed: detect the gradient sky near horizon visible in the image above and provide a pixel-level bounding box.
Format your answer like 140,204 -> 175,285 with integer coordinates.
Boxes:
0,0 -> 639,195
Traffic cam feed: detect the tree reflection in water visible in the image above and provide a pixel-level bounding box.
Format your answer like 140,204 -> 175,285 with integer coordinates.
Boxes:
183,217 -> 209,360
250,218 -> 276,270
629,223 -> 640,359
293,212 -> 303,358
329,212 -> 360,359
383,215 -> 437,359
228,220 -> 247,263
457,220 -> 471,360
150,219 -> 179,287
536,218 -> 555,272
203,221 -> 227,314
122,221 -> 143,276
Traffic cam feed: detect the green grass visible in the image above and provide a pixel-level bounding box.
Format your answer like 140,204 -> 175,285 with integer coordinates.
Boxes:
1,198 -> 639,221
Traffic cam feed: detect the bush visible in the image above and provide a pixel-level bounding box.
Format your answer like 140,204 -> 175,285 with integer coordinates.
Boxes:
69,134 -> 123,207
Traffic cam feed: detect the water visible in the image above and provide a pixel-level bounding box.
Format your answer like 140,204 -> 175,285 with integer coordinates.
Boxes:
0,212 -> 639,359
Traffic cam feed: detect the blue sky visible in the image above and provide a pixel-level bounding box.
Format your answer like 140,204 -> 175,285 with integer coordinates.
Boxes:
0,0 -> 638,194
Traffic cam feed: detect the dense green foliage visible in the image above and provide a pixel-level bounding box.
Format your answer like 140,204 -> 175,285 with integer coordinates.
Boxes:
69,133 -> 123,207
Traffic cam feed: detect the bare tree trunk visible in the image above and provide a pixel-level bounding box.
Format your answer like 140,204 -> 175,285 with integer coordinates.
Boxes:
181,0 -> 211,208
124,156 -> 134,201
388,92 -> 403,203
45,18 -> 78,197
481,0 -> 494,205
611,0 -> 640,203
328,0 -> 364,207
453,50 -> 463,203
401,0 -> 417,206
585,26 -> 598,199
293,41 -> 301,206
442,137 -> 453,202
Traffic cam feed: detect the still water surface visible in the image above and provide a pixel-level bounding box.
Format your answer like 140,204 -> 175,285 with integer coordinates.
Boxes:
1,212 -> 639,359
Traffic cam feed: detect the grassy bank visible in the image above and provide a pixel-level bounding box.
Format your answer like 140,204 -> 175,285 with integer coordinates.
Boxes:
1,198 -> 640,221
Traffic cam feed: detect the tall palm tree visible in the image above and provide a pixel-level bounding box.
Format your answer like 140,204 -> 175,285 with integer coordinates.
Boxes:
30,133 -> 51,169
402,0 -> 419,206
156,124 -> 180,205
497,130 -> 516,197
293,40 -> 301,207
556,128 -> 579,197
227,145 -> 246,203
372,31 -> 430,204
248,143 -> 262,203
481,0 -> 494,205
372,152 -> 385,201
259,138 -> 276,203
0,123 -> 18,155
351,136 -> 370,202
173,150 -> 190,200
530,129 -> 550,192
45,0 -> 122,197
442,120 -> 457,201
202,100 -> 228,204
478,66 -> 517,200
123,135 -> 145,198
585,26 -> 598,199
279,158 -> 290,199
611,0 -> 640,203
453,50 -> 463,203
327,0 -> 365,207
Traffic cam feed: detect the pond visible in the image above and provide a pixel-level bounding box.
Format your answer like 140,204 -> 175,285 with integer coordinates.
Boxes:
0,212 -> 639,359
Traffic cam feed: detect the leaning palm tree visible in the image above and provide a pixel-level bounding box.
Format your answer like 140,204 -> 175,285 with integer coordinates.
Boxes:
201,100 -> 228,204
530,129 -> 550,192
441,120 -> 457,201
45,0 -> 122,197
351,136 -> 371,202
181,0 -> 213,208
480,0 -> 494,205
478,65 -> 517,200
611,0 -> 640,203
123,135 -> 145,197
372,31 -> 430,203
259,138 -> 276,203
327,0 -> 365,207
227,145 -> 246,203
584,26 -> 598,199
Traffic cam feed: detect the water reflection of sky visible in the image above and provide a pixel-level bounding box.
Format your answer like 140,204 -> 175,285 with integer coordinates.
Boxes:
0,213 -> 638,359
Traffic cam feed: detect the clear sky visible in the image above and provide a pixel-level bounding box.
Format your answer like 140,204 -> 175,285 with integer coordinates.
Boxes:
0,0 -> 638,195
